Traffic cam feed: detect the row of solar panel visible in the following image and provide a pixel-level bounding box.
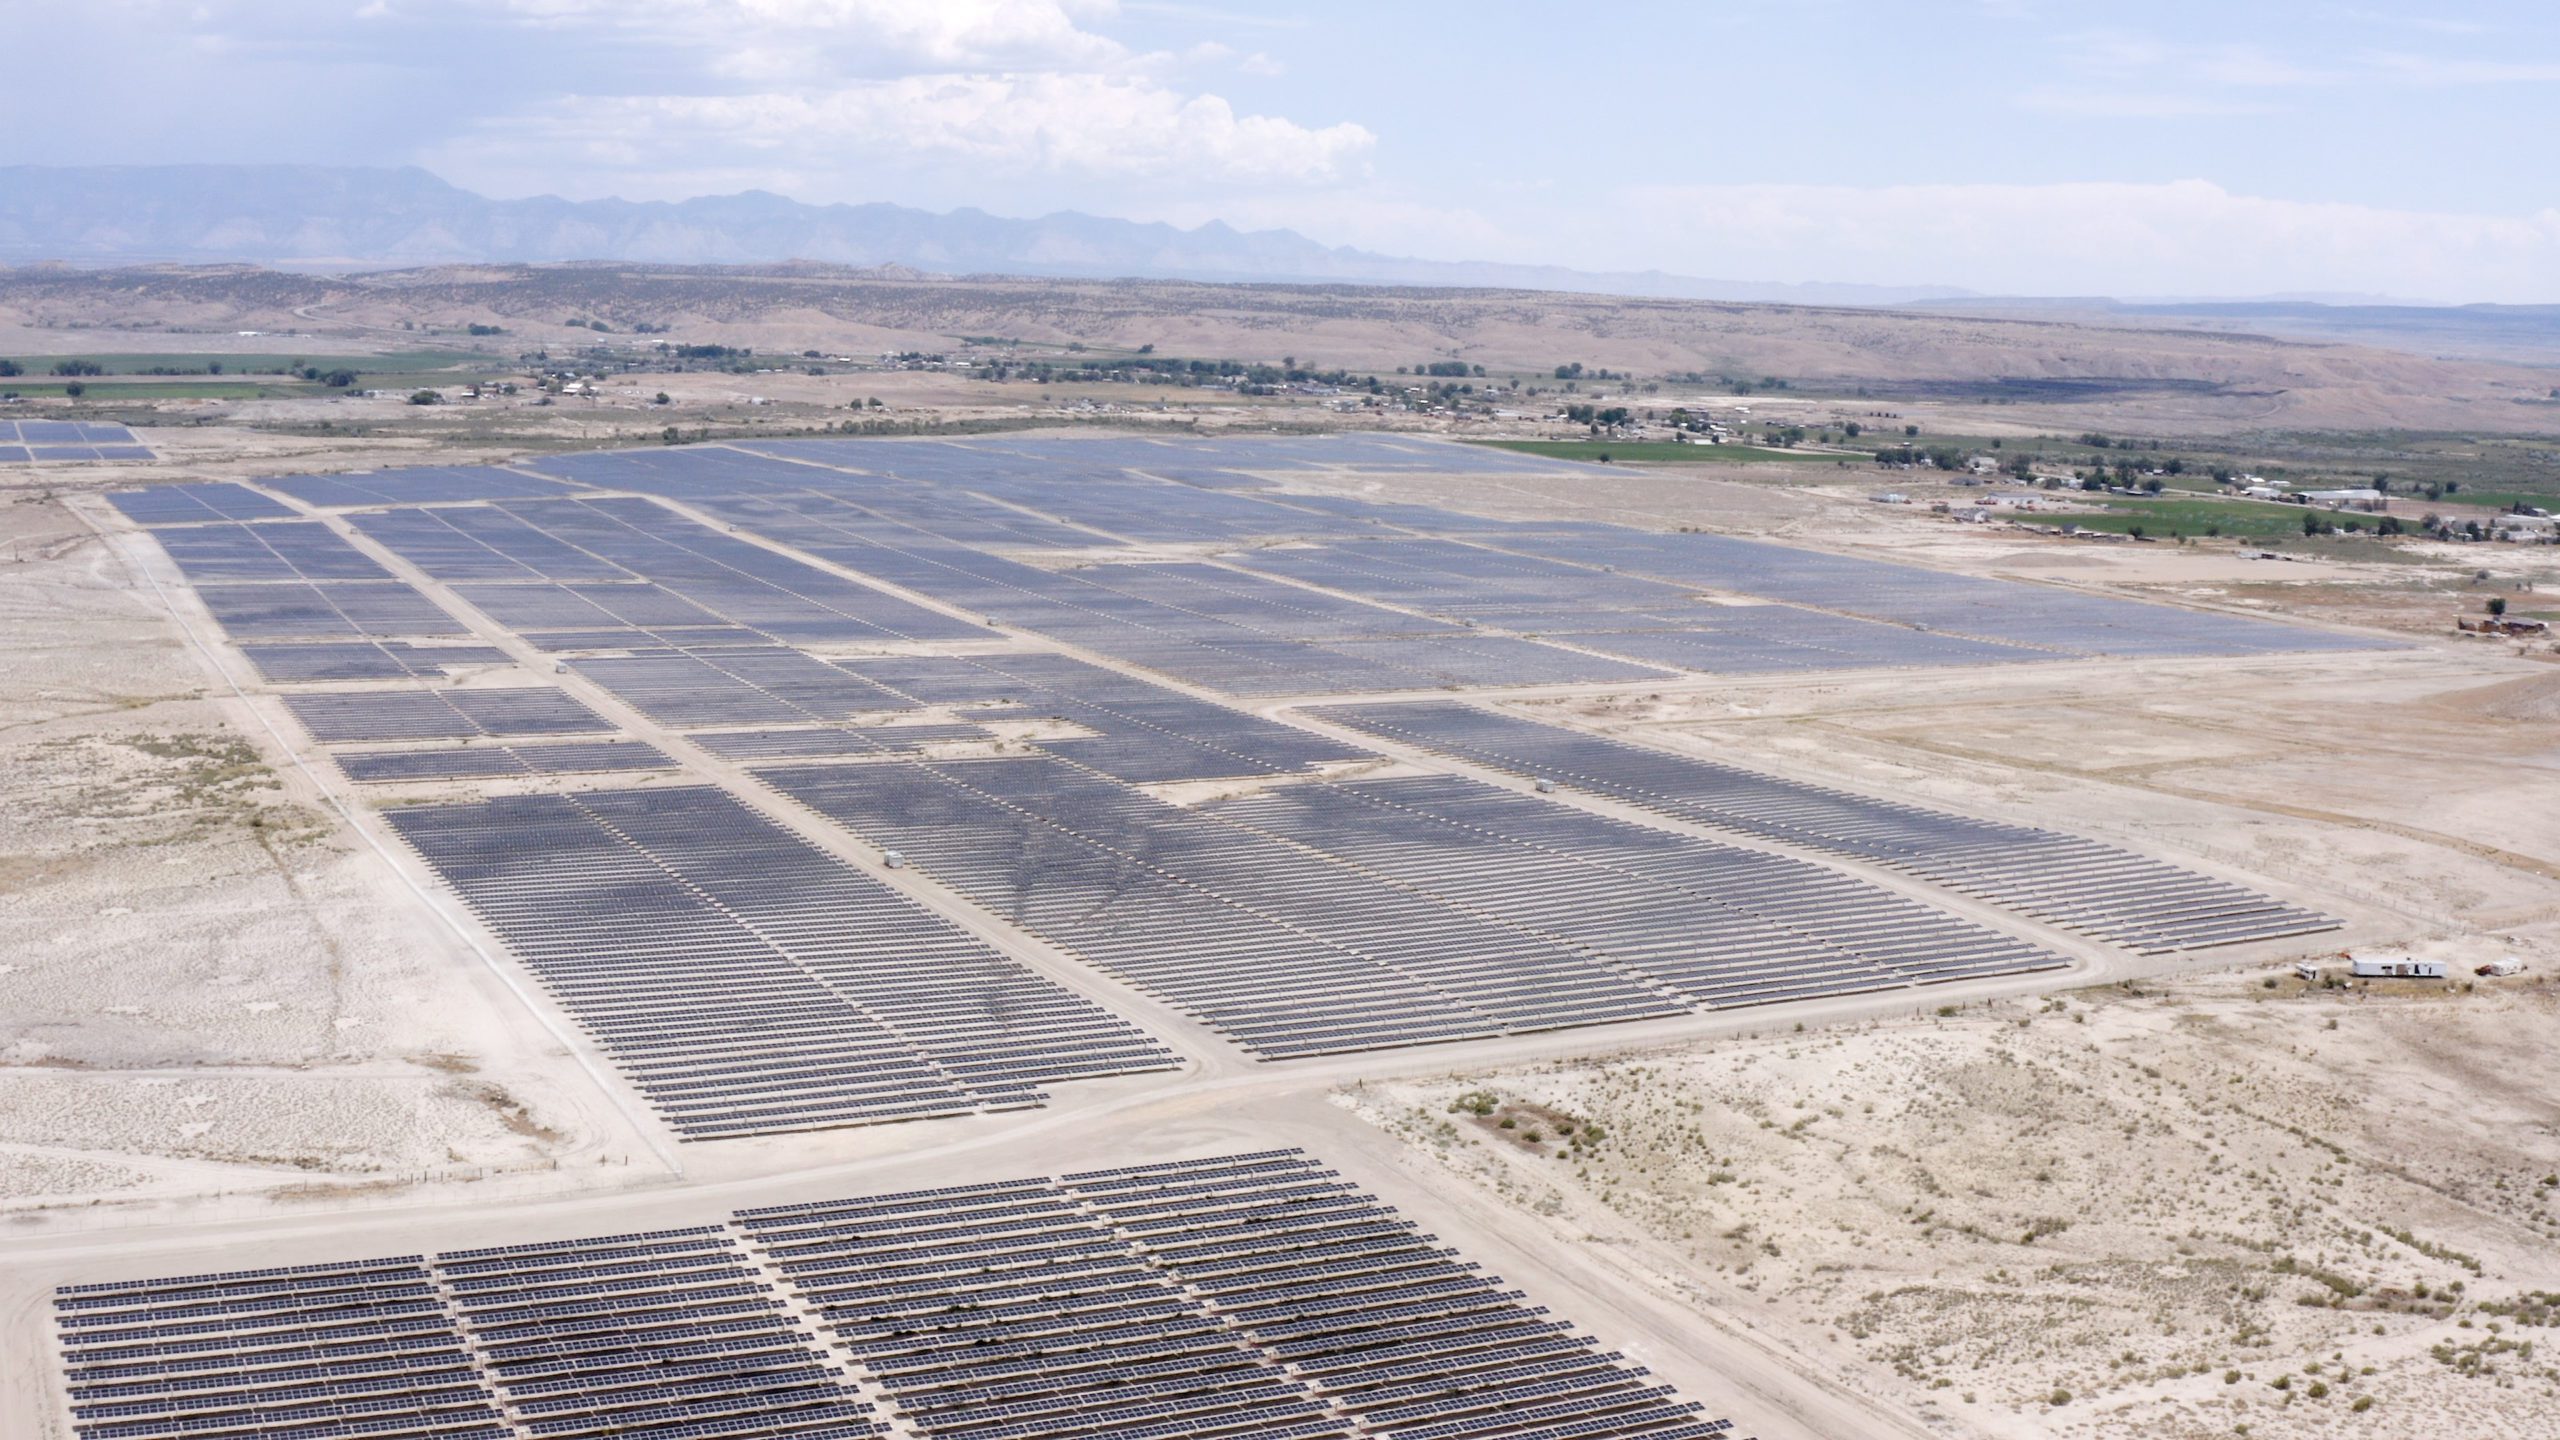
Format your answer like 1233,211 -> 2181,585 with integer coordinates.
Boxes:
382,785 -> 1176,1139
1317,701 -> 2339,953
523,439 -> 2381,683
2,419 -> 149,465
750,752 -> 2064,1059
55,1149 -> 1739,1440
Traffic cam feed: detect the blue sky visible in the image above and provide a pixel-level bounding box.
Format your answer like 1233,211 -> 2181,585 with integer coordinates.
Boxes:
13,1 -> 2560,299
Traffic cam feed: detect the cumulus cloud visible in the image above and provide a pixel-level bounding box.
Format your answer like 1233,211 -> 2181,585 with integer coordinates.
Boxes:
1618,180 -> 2560,301
480,0 -> 1128,72
437,71 -> 1371,198
412,0 -> 1370,200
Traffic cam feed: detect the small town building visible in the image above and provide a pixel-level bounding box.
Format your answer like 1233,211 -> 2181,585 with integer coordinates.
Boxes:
2349,957 -> 2446,979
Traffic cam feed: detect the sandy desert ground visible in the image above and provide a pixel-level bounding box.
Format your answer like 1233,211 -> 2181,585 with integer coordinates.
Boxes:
1348,972 -> 2560,1439
0,488 -> 641,1217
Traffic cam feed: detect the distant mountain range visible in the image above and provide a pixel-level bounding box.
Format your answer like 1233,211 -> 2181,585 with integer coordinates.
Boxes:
0,163 -> 1972,307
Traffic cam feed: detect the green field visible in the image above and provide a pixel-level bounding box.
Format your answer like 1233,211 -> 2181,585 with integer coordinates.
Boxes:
1,349 -> 493,377
0,380 -> 295,400
1472,439 -> 1862,465
2010,495 -> 2403,541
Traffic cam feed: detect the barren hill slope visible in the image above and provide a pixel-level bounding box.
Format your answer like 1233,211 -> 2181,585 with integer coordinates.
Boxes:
6,262 -> 2555,433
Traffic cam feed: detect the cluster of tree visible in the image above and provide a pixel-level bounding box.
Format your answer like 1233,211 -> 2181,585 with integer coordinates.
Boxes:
1873,443 -> 1967,470
1562,404 -> 1632,427
563,317 -> 613,332
1551,362 -> 1629,382
51,359 -> 105,377
465,323 -> 506,336
2299,510 -> 2410,537
1414,361 -> 1483,378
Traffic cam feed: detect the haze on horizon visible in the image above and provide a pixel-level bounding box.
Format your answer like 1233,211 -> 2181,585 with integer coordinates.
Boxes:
10,0 -> 2560,303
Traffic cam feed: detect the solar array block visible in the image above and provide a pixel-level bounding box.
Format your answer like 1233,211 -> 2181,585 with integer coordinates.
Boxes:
383,786 -> 1174,1139
152,522 -> 394,583
841,651 -> 1373,784
568,646 -> 916,728
264,466 -> 579,508
351,506 -> 640,582
1321,702 -> 2340,953
191,582 -> 470,639
755,755 -> 1688,1059
107,483 -> 296,525
1202,774 -> 2065,1006
281,688 -> 614,744
237,641 -> 511,684
2,419 -> 151,463
334,740 -> 676,784
1480,527 -> 2392,659
618,488 -> 1661,695
354,496 -> 984,644
50,1256 -> 505,1440
689,723 -> 994,761
438,1227 -> 878,1440
55,1149 -> 1743,1440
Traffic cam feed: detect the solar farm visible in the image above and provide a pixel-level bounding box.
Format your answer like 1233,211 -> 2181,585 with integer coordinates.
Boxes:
28,430 -> 2418,1440
83,434 -> 2368,1091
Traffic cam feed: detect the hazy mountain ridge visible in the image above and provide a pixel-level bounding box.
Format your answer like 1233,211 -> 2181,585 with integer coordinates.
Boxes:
0,164 -> 1969,307
1907,296 -> 2560,367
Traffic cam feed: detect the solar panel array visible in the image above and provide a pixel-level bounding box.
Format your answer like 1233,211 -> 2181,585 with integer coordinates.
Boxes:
350,497 -> 984,646
51,1255 -> 507,1440
568,646 -> 916,728
0,418 -> 152,463
126,505 -> 471,643
758,755 -> 1679,1057
437,1226 -> 875,1440
1477,527 -> 2389,660
1320,702 -> 2339,953
96,437 -> 2355,1098
512,437 -> 2380,689
192,581 -> 469,640
383,785 -> 1174,1139
280,687 -> 613,744
334,740 -> 675,784
563,482 -> 1670,695
757,751 -> 2061,1056
262,466 -> 578,508
689,723 -> 994,761
54,1149 -> 1743,1440
107,483 -> 295,526
236,641 -> 512,684
148,522 -> 394,582
1200,774 -> 2064,1006
839,651 -> 1373,784
1224,539 -> 2053,673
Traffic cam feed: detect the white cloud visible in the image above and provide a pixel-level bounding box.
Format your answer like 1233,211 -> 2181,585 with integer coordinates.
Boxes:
2359,51 -> 2560,85
2035,26 -> 2560,113
2017,86 -> 2276,118
472,0 -> 1130,74
1618,180 -> 2560,301
439,71 -> 1371,196
413,0 -> 1370,205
